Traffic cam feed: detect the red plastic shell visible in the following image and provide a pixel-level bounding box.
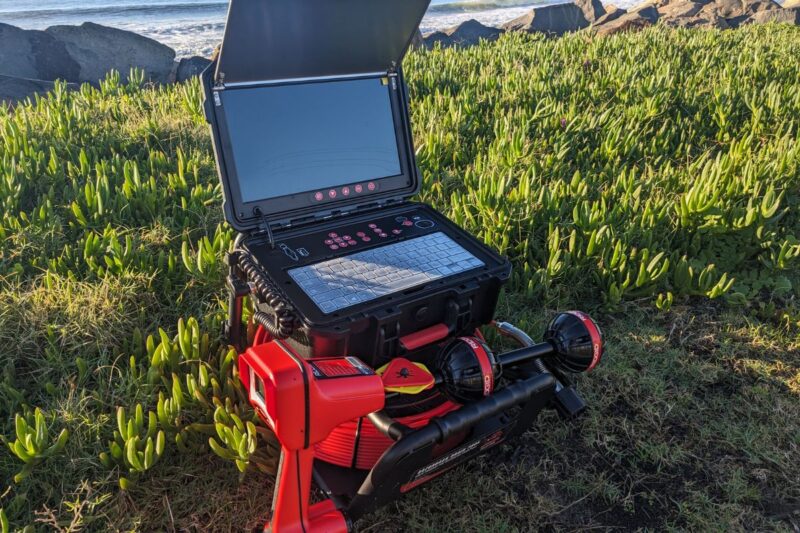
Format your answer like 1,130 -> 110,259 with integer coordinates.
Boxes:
315,399 -> 461,470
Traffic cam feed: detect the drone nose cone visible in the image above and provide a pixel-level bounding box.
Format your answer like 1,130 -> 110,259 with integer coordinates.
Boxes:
543,311 -> 603,373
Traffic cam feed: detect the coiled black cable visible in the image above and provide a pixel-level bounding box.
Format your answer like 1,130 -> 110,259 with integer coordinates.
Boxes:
236,248 -> 297,339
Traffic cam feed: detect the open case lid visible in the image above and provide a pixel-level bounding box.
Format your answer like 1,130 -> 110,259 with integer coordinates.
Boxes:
203,0 -> 430,233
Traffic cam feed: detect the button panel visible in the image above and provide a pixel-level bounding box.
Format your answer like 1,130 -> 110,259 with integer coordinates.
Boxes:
270,209 -> 444,272
311,181 -> 379,203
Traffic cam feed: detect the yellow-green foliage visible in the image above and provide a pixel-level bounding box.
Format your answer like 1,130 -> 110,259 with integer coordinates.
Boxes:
407,27 -> 799,309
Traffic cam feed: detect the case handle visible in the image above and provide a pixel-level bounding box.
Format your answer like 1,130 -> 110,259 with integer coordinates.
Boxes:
399,323 -> 450,351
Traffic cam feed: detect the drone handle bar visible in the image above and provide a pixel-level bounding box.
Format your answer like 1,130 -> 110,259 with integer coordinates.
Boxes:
495,342 -> 555,368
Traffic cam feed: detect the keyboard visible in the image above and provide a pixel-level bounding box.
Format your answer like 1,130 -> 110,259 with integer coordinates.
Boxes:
288,232 -> 484,313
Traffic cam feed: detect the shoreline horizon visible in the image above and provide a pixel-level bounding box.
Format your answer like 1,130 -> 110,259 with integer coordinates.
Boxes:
1,0 -> 617,58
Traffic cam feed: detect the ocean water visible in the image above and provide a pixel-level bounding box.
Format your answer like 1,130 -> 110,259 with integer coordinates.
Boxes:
0,0 -> 580,58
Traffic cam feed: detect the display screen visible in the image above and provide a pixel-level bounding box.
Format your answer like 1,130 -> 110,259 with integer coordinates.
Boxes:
220,77 -> 402,203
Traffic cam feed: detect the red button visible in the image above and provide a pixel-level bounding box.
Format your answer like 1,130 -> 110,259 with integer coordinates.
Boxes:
314,191 -> 324,201
329,232 -> 338,238
373,228 -> 382,233
334,237 -> 343,243
392,229 -> 402,235
402,220 -> 413,226
330,244 -> 339,250
367,182 -> 376,191
355,184 -> 363,193
328,189 -> 337,198
362,236 -> 371,242
356,231 -> 366,237
348,240 -> 357,246
342,187 -> 350,196
339,242 -> 348,248
325,239 -> 333,245
379,232 -> 388,238
343,235 -> 351,240
368,223 -> 377,229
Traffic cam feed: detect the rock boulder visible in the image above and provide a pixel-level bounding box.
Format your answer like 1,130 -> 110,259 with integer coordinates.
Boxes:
424,19 -> 503,48
410,29 -> 425,49
576,0 -> 607,22
45,22 -> 175,84
0,74 -> 78,105
0,24 -> 80,81
747,6 -> 800,22
502,3 -> 591,35
175,56 -> 211,82
592,5 -> 629,25
593,4 -> 660,35
699,0 -> 781,25
658,0 -> 705,18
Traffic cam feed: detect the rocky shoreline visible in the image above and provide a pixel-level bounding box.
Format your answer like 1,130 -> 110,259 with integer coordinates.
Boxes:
2,0 -> 799,104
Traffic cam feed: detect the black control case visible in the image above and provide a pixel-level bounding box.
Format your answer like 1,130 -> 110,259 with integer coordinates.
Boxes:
201,0 -> 511,366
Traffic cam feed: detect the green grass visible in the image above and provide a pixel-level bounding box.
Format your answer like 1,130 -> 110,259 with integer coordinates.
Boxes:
1,24 -> 799,531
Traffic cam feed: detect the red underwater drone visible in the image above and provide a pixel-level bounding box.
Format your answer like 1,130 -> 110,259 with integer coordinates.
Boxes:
235,312 -> 602,532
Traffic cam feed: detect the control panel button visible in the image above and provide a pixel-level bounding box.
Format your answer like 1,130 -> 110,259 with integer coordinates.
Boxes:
348,240 -> 357,246
361,236 -> 371,242
379,232 -> 388,238
328,189 -> 337,199
339,242 -> 348,248
368,223 -> 377,229
392,229 -> 402,235
329,244 -> 339,250
402,220 -> 413,227
342,187 -> 350,196
325,239 -> 334,245
356,231 -> 366,237
367,182 -> 376,191
343,235 -> 351,240
329,232 -> 338,238
355,184 -> 363,193
314,191 -> 324,201
414,219 -> 435,229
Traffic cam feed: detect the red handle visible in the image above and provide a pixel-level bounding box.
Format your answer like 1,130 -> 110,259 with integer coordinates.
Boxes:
399,323 -> 451,351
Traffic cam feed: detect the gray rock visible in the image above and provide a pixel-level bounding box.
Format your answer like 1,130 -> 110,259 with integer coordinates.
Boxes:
0,74 -> 78,104
410,29 -> 424,49
593,5 -> 660,35
0,24 -> 80,81
176,56 -> 211,82
628,1 -> 660,12
748,6 -> 800,21
576,0 -> 607,22
46,22 -> 175,84
630,4 -> 662,19
658,0 -> 706,18
424,19 -> 503,48
701,0 -> 781,20
663,11 -> 732,26
592,5 -> 629,25
502,3 -> 591,35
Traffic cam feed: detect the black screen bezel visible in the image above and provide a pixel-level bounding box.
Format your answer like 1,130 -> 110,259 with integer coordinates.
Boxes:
212,74 -> 415,228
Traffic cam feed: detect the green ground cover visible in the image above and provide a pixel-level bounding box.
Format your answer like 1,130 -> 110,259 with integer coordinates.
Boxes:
1,24 -> 798,531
